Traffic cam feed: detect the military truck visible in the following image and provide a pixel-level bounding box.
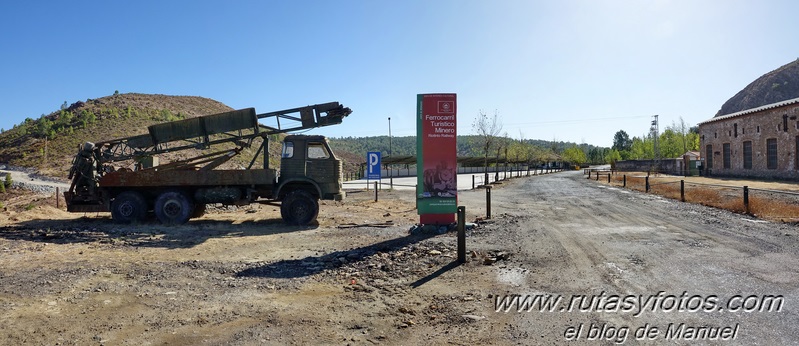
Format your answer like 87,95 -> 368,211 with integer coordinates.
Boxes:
64,102 -> 351,225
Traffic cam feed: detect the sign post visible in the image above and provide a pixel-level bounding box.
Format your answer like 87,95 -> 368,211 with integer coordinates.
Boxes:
416,93 -> 457,225
367,151 -> 382,180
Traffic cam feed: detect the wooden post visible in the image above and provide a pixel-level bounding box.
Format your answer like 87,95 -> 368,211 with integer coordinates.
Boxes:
472,175 -> 475,189
607,173 -> 611,183
623,175 -> 626,187
457,206 -> 466,264
374,181 -> 378,202
743,186 -> 749,214
681,180 -> 685,202
56,187 -> 59,209
645,176 -> 650,192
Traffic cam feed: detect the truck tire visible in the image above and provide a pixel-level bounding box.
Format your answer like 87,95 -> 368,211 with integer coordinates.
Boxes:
191,203 -> 207,219
280,190 -> 319,226
154,190 -> 194,225
111,191 -> 147,224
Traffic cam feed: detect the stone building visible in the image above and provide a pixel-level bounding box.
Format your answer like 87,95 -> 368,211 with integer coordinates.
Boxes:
698,97 -> 799,179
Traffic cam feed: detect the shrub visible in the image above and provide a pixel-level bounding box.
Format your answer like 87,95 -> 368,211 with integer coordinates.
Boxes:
4,173 -> 11,188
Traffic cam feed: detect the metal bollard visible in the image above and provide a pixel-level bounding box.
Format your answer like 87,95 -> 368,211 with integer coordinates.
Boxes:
743,186 -> 749,214
457,206 -> 466,263
607,173 -> 611,183
486,185 -> 492,219
374,181 -> 378,202
645,176 -> 650,192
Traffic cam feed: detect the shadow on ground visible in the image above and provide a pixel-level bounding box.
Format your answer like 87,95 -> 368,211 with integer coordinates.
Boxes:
0,216 -> 316,249
237,231 -> 440,279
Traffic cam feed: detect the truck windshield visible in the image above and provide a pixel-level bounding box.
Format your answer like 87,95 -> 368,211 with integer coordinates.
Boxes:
307,142 -> 330,159
282,142 -> 294,158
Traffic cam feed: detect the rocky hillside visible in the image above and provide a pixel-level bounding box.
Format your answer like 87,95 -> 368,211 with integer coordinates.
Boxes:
716,58 -> 799,116
0,93 -> 281,178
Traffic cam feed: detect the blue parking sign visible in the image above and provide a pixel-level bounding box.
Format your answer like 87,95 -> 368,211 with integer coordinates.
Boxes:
367,152 -> 381,180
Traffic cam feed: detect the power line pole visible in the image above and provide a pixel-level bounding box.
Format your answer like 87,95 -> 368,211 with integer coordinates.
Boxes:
651,114 -> 660,171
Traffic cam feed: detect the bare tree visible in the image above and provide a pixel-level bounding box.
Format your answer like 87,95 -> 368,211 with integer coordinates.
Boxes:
472,110 -> 503,182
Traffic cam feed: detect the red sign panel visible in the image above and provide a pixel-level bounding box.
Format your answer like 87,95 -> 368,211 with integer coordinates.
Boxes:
416,93 -> 457,224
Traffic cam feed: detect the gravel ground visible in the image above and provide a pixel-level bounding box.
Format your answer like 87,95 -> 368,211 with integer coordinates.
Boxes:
0,169 -> 797,345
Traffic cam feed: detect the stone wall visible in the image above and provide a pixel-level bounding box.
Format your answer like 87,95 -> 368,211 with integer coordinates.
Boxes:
698,100 -> 799,179
615,159 -> 683,175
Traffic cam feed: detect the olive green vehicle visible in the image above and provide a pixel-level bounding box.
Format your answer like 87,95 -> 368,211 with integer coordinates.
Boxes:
65,103 -> 351,226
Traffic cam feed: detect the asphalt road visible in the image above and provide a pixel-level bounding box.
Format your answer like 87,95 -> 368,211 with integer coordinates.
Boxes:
342,169 -> 553,191
475,169 -> 799,344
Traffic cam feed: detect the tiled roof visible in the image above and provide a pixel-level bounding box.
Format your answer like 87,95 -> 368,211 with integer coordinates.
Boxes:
697,97 -> 799,126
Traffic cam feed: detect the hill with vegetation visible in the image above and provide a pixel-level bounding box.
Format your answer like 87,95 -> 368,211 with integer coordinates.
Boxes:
716,58 -> 799,116
0,93 -> 282,178
328,135 -> 610,168
0,92 -> 613,179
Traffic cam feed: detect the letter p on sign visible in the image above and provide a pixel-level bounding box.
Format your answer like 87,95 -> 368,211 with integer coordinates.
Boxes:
367,151 -> 381,180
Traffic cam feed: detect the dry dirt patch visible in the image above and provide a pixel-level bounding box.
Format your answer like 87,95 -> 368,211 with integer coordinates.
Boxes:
0,187 -> 510,345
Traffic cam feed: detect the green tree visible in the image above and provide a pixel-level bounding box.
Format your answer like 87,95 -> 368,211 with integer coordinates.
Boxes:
471,110 -> 503,170
605,149 -> 622,164
658,129 -> 682,158
562,145 -> 587,166
613,130 -> 632,152
629,136 -> 654,159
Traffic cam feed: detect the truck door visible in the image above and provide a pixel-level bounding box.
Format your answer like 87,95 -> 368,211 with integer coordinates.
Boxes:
305,140 -> 341,198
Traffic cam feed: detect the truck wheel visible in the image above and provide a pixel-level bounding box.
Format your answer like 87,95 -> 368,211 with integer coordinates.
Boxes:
154,190 -> 194,225
191,203 -> 207,219
111,191 -> 147,224
281,190 -> 319,226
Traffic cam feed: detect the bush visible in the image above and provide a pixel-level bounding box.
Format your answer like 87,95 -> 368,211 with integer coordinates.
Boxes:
4,173 -> 12,188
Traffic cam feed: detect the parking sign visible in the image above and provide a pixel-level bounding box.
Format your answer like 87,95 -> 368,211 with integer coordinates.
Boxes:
367,152 -> 381,180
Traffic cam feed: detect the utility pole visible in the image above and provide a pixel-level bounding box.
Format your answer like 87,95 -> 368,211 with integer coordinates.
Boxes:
388,117 -> 392,157
651,114 -> 660,171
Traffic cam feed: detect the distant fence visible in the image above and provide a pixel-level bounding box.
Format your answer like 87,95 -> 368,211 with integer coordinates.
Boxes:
351,167 -> 565,191
592,171 -> 799,220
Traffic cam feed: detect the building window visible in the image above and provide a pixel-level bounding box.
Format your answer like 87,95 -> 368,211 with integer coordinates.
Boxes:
767,138 -> 778,170
757,126 -> 760,133
796,136 -> 799,170
723,143 -> 731,169
743,141 -> 752,169
706,144 -> 713,169
734,124 -> 738,137
784,115 -> 789,132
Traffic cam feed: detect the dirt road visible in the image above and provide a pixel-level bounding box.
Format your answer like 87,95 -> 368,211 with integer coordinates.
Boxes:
484,170 -> 798,344
0,170 -> 797,344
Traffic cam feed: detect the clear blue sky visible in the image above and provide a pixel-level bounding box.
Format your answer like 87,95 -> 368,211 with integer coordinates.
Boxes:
1,0 -> 797,147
